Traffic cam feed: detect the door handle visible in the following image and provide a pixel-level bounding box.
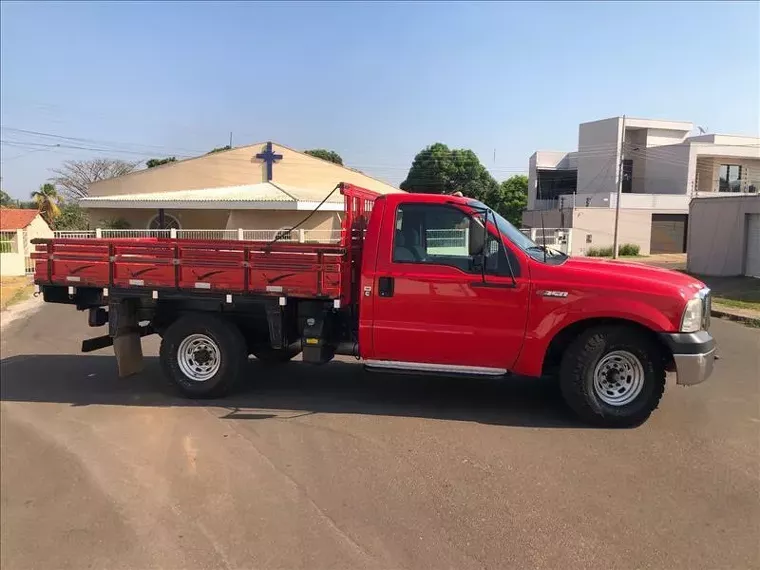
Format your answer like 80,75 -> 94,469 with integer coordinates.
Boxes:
378,276 -> 394,297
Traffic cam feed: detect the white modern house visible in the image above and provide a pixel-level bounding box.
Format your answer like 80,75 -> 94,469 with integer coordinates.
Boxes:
522,117 -> 760,255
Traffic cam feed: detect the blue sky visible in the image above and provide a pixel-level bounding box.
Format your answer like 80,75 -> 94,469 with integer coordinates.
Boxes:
1,1 -> 758,199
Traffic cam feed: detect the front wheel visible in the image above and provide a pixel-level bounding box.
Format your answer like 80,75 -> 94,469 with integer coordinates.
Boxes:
559,325 -> 666,428
160,315 -> 247,398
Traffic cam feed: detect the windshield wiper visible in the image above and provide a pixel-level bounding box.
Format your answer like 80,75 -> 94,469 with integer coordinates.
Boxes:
526,245 -> 567,258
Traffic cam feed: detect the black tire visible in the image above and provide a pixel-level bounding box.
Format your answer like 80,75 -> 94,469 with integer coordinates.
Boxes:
559,325 -> 666,428
160,314 -> 247,398
251,344 -> 301,364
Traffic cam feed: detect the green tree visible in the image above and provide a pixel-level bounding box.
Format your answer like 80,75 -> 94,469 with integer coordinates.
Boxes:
304,149 -> 344,166
207,145 -> 232,154
483,175 -> 528,226
146,157 -> 177,168
400,143 -> 497,201
55,202 -> 90,231
31,183 -> 61,227
0,189 -> 13,207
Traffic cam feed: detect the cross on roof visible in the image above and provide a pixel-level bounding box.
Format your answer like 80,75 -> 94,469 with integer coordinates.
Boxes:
255,141 -> 283,181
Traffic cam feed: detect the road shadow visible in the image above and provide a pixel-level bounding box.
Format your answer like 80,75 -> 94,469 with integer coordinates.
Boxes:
0,354 -> 583,429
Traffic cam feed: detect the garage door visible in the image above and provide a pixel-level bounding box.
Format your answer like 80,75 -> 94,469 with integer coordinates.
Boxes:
650,214 -> 688,254
746,214 -> 760,278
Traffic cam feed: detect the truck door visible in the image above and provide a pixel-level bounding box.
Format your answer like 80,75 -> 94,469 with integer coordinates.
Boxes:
368,202 -> 530,373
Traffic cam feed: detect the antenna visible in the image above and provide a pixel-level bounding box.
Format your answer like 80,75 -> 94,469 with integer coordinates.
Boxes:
540,210 -> 548,262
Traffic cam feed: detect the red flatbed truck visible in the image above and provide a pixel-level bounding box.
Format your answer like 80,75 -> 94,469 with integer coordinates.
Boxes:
32,183 -> 715,427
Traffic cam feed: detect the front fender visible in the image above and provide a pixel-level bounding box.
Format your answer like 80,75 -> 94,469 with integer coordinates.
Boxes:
513,293 -> 678,378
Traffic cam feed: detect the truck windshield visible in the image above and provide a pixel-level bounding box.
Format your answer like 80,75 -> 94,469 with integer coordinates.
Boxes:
466,199 -> 567,262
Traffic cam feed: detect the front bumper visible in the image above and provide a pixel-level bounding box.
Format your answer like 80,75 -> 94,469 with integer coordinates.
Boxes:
659,331 -> 716,386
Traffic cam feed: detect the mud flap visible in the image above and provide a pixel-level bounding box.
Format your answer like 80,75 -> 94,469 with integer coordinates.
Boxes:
110,299 -> 144,377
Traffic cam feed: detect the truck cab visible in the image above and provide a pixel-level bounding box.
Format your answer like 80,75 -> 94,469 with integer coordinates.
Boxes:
33,184 -> 715,428
356,192 -> 715,426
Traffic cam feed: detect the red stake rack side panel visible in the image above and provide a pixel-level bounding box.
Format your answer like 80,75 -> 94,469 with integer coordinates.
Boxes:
32,182 -> 382,303
340,183 -> 380,306
34,239 -> 348,299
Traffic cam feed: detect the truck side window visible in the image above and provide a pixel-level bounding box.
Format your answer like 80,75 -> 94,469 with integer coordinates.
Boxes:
393,204 -> 520,277
393,204 -> 474,272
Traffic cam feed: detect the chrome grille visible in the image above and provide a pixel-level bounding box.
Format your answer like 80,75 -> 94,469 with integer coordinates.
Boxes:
701,288 -> 711,331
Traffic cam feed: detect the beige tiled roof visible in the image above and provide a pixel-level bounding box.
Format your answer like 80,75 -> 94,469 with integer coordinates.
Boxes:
80,182 -> 346,210
81,183 -> 292,204
272,182 -> 345,203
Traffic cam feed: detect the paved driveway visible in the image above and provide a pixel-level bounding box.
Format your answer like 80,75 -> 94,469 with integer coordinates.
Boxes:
1,304 -> 759,570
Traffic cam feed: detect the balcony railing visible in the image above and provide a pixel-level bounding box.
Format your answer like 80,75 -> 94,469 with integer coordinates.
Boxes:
533,192 -> 691,210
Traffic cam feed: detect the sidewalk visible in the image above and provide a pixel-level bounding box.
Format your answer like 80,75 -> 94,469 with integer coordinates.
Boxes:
710,302 -> 760,327
641,253 -> 687,271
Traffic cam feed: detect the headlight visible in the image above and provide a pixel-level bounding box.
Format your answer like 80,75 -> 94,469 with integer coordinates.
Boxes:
680,297 -> 703,333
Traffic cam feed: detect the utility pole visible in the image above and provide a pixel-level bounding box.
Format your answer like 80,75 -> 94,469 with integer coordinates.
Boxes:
612,114 -> 626,259
229,132 -> 233,148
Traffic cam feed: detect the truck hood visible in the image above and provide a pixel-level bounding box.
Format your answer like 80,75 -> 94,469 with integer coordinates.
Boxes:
550,256 -> 706,299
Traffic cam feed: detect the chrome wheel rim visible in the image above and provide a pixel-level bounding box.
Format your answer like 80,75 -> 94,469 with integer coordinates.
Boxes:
177,334 -> 220,382
592,350 -> 645,406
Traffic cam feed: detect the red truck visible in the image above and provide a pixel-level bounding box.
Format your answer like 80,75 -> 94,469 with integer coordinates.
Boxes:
32,183 -> 715,427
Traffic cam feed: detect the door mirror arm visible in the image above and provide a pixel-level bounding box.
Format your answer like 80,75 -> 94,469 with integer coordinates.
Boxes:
468,205 -> 517,287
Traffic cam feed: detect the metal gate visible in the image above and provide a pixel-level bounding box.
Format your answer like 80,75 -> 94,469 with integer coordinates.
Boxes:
650,214 -> 688,254
520,228 -> 572,255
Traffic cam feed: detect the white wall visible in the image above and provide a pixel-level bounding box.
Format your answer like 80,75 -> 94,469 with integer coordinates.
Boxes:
0,253 -> 25,276
572,208 -> 655,256
23,215 -> 53,255
637,143 -> 693,194
645,128 -> 690,147
688,195 -> 760,276
576,118 -> 620,194
534,150 -> 575,169
226,210 -> 338,232
527,154 -> 537,209
687,134 -> 759,146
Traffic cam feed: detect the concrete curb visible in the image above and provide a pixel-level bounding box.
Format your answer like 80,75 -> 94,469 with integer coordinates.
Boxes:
711,308 -> 760,328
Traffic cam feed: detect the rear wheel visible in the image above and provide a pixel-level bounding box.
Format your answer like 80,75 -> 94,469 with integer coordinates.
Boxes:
559,325 -> 666,428
160,315 -> 246,398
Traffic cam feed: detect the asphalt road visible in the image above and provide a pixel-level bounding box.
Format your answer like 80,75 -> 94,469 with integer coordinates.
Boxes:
1,303 -> 759,570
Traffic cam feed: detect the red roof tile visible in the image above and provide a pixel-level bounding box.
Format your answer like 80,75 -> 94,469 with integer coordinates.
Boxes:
0,208 -> 42,231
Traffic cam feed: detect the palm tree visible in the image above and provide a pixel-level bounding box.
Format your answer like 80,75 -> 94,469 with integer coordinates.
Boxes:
31,183 -> 61,227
